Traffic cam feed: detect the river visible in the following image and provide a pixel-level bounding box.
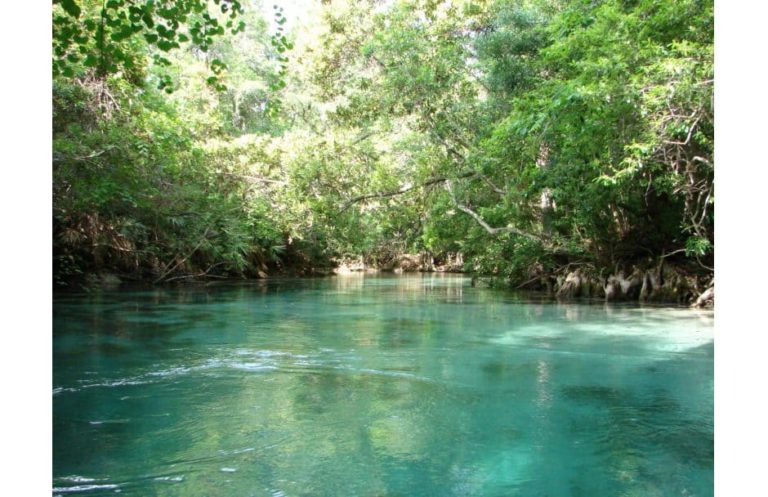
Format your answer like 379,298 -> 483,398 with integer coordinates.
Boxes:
53,274 -> 713,496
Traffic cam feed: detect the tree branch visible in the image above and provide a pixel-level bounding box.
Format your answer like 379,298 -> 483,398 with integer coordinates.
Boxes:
660,248 -> 687,259
154,228 -> 211,284
351,130 -> 377,145
340,170 -> 477,211
479,174 -> 506,195
53,147 -> 114,163
217,171 -> 287,185
444,181 -> 543,243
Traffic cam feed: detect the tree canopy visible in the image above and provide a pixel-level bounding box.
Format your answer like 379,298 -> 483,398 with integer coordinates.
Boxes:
52,0 -> 714,299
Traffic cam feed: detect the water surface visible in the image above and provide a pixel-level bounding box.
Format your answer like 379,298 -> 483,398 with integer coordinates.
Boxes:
53,274 -> 713,496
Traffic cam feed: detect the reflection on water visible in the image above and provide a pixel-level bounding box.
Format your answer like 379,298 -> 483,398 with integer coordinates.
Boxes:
54,274 -> 713,497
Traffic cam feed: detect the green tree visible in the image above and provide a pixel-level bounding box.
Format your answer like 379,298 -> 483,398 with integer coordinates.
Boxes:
53,0 -> 245,90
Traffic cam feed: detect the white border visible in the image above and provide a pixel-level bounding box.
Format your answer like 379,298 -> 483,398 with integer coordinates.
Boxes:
2,1 -> 763,495
2,1 -> 53,495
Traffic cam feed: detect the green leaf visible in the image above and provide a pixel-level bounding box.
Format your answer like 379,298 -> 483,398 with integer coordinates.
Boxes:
59,0 -> 81,18
685,237 -> 712,257
157,40 -> 175,51
110,28 -> 134,42
142,13 -> 155,29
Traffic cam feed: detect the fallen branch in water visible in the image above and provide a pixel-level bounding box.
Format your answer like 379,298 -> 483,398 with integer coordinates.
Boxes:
515,274 -> 547,289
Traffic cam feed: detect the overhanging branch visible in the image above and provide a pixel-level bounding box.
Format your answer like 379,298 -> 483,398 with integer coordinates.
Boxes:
340,170 -> 477,212
445,180 -> 540,241
445,181 -> 573,255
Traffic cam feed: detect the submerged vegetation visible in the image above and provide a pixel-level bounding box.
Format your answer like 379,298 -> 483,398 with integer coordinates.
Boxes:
52,0 -> 713,303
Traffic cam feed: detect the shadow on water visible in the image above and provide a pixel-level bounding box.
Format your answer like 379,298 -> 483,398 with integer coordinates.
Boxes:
554,341 -> 713,497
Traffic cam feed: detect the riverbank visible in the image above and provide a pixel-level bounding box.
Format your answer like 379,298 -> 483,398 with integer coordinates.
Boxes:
64,258 -> 713,309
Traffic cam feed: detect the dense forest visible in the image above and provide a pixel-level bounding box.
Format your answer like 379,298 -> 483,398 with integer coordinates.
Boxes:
52,0 -> 713,304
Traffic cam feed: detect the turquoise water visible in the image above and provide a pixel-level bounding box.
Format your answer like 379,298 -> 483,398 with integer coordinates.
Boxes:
53,274 -> 713,497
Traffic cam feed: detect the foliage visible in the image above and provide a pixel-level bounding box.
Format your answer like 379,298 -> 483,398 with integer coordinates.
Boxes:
53,0 -> 245,90
52,0 -> 715,287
